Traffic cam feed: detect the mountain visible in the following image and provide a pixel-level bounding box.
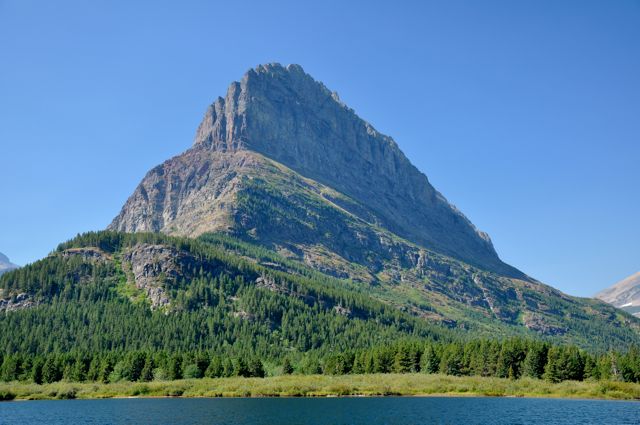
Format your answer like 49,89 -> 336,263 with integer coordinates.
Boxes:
109,63 -> 518,278
0,252 -> 17,276
105,63 -> 640,346
596,272 -> 640,317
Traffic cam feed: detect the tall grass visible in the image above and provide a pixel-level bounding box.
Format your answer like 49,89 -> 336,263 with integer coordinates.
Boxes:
1,374 -> 639,401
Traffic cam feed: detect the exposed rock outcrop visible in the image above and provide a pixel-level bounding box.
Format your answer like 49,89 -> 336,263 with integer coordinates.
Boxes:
61,247 -> 109,262
255,275 -> 316,306
0,293 -> 36,312
122,244 -> 195,310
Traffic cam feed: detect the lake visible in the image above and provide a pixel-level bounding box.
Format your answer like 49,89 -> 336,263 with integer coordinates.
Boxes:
0,397 -> 638,424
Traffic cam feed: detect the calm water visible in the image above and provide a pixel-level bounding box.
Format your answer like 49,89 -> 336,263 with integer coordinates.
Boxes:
0,397 -> 638,425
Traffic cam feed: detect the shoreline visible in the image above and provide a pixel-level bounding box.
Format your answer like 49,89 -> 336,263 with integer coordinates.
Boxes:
2,374 -> 639,402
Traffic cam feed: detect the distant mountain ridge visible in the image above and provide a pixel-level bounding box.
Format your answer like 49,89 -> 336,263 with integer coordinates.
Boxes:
0,252 -> 17,275
596,271 -> 640,317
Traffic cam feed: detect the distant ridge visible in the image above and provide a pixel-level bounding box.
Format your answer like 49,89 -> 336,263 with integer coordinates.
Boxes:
0,252 -> 18,275
596,271 -> 640,317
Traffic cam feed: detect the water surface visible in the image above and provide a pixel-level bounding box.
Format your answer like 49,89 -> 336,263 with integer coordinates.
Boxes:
0,397 -> 638,424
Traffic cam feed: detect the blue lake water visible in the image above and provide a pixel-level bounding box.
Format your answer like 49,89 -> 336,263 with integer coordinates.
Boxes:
0,397 -> 638,425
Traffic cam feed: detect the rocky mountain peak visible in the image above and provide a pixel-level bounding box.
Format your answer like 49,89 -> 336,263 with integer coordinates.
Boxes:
111,64 -> 521,277
193,63 -> 356,151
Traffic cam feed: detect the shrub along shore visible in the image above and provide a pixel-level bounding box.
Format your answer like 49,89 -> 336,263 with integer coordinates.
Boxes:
1,374 -> 640,401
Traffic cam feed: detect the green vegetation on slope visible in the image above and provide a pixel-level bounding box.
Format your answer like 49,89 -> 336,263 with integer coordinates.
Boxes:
1,231 -> 639,396
0,232 -> 451,356
229,171 -> 640,349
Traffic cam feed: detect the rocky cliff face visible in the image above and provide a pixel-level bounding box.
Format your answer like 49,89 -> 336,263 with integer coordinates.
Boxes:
596,272 -> 640,317
122,244 -> 199,310
0,252 -> 18,276
110,63 -> 520,278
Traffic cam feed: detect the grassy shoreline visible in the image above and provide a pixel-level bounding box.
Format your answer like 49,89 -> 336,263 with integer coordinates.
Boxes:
1,374 -> 640,402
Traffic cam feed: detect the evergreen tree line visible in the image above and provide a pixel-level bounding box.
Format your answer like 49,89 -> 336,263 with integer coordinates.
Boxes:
1,339 -> 640,384
0,351 -> 265,384
323,339 -> 640,383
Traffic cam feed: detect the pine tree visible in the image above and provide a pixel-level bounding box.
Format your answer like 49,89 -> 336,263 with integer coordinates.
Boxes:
439,344 -> 463,376
421,344 -> 440,374
99,357 -> 114,383
0,356 -> 19,382
373,348 -> 394,373
206,356 -> 224,378
282,358 -> 294,375
351,353 -> 364,374
223,358 -> 234,377
394,345 -> 414,373
42,357 -> 61,384
235,358 -> 250,377
249,358 -> 265,378
31,357 -> 44,384
364,353 -> 375,374
561,346 -> 584,381
543,347 -> 562,383
583,355 -> 598,380
522,343 -> 547,379
168,354 -> 183,380
140,355 -> 154,382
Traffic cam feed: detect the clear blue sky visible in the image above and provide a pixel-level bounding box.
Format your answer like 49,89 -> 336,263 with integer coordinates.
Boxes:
1,0 -> 638,297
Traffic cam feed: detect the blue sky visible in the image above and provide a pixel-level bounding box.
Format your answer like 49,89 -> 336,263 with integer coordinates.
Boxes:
1,0 -> 638,297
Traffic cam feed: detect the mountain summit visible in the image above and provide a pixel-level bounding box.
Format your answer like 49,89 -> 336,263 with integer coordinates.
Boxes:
110,63 -> 516,277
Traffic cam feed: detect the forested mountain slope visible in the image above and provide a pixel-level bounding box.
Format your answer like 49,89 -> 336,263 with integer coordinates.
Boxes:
0,232 -> 451,356
0,231 -> 637,355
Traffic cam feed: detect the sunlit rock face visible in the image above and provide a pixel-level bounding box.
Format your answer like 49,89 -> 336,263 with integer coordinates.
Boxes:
109,63 -> 520,278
